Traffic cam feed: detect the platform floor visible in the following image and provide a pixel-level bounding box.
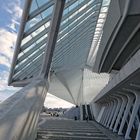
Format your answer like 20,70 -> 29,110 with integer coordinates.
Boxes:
37,115 -> 124,140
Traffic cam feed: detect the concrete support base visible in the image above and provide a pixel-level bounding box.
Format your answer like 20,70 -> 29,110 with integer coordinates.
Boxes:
0,79 -> 48,140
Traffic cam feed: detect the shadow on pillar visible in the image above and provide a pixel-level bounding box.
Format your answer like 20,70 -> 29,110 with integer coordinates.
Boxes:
82,105 -> 93,120
82,105 -> 86,120
122,105 -> 138,139
87,105 -> 93,120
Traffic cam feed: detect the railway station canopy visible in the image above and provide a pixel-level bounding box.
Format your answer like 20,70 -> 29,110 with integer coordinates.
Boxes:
9,0 -> 111,105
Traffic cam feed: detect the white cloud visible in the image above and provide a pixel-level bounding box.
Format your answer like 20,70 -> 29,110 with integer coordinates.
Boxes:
44,93 -> 74,108
0,71 -> 8,89
5,1 -> 22,19
0,1 -> 22,66
12,3 -> 22,19
0,56 -> 10,68
0,0 -> 22,102
0,71 -> 18,91
4,0 -> 22,31
0,28 -> 17,66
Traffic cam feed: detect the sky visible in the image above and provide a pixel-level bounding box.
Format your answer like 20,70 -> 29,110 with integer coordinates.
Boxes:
0,0 -> 74,108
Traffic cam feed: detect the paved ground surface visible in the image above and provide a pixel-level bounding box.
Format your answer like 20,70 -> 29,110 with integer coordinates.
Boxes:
36,115 -> 124,140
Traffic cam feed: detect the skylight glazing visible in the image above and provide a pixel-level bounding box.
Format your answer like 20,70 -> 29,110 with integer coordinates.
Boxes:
10,0 -> 111,85
87,0 -> 110,68
51,0 -> 103,72
11,0 -> 55,82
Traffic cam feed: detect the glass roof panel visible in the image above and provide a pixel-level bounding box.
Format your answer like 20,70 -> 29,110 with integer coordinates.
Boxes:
51,0 -> 102,71
30,0 -> 38,13
10,0 -> 55,82
10,0 -> 111,86
87,0 -> 111,67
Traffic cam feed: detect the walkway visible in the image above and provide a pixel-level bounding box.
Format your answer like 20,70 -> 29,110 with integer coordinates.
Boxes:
36,115 -> 124,140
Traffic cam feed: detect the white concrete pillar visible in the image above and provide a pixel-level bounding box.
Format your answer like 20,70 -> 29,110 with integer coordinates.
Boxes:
101,103 -> 109,125
125,92 -> 140,139
118,93 -> 135,135
101,104 -> 109,124
136,122 -> 140,140
99,111 -> 104,124
103,104 -> 111,126
109,97 -> 122,130
106,99 -> 117,128
100,105 -> 108,124
104,102 -> 113,126
113,95 -> 127,132
98,103 -> 105,124
97,106 -> 105,122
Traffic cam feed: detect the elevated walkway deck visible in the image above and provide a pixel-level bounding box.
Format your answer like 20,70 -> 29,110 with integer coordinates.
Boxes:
36,115 -> 124,140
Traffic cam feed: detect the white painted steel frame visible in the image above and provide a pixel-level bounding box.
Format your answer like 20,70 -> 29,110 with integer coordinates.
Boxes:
9,0 -> 66,86
17,0 -> 99,76
9,0 -> 105,86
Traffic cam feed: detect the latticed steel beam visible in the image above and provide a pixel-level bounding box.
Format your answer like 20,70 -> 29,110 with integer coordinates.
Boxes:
24,16 -> 51,38
13,54 -> 44,80
24,0 -> 80,39
16,0 -> 94,71
13,0 -> 65,81
17,0 -> 98,66
41,0 -> 66,78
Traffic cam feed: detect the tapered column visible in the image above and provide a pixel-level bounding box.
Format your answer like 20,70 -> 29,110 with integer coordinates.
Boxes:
113,95 -> 127,132
118,93 -> 135,135
106,99 -> 117,128
102,104 -> 110,125
97,105 -> 105,123
109,96 -> 122,130
104,101 -> 113,126
136,123 -> 140,140
125,91 -> 140,139
101,105 -> 107,124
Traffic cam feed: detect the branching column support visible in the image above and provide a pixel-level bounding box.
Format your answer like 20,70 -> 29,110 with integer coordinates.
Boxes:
118,92 -> 135,135
113,93 -> 128,133
104,101 -> 113,126
106,98 -> 117,128
102,103 -> 110,125
99,101 -> 108,124
124,89 -> 140,139
109,95 -> 122,130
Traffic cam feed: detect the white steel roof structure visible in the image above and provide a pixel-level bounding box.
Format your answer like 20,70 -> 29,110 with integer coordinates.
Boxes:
9,0 -> 110,105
